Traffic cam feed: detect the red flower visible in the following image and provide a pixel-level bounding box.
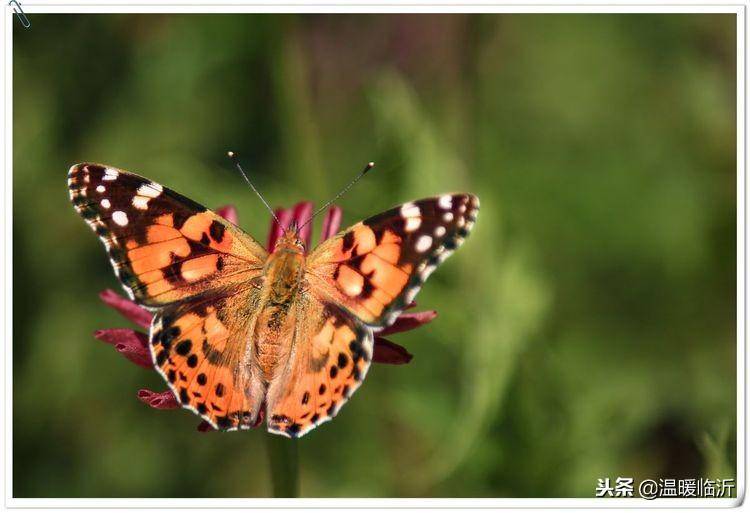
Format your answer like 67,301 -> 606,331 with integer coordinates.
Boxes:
93,203 -> 436,431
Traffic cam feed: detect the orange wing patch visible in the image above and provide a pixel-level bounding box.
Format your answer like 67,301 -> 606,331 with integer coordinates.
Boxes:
265,299 -> 373,438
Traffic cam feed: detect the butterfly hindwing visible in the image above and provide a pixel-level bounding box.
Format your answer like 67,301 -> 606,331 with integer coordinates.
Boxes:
307,194 -> 479,328
265,293 -> 373,438
150,290 -> 266,430
68,163 -> 268,307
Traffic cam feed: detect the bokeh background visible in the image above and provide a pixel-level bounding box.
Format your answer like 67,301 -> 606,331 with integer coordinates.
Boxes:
13,14 -> 736,498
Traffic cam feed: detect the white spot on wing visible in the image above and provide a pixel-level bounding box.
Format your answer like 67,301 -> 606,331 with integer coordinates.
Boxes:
434,226 -> 446,237
438,195 -> 452,209
112,210 -> 128,226
405,217 -> 421,232
131,183 -> 162,210
405,287 -> 419,304
100,199 -> 111,209
400,202 -> 420,218
420,264 -> 436,280
96,185 -> 105,193
103,168 -> 119,181
443,212 -> 454,222
137,183 -> 162,198
415,235 -> 432,253
132,196 -> 149,210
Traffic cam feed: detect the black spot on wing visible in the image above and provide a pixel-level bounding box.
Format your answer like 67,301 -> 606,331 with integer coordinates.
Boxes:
202,339 -> 224,365
172,211 -> 190,230
342,231 -> 355,252
163,259 -> 183,284
216,416 -> 232,429
209,220 -> 226,243
287,423 -> 302,437
161,326 -> 180,349
175,339 -> 192,356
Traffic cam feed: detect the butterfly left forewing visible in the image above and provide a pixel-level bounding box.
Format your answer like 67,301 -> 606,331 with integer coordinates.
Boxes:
307,193 -> 479,328
68,163 -> 268,307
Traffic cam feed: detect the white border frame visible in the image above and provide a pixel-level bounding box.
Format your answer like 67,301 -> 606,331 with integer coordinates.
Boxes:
1,3 -> 745,509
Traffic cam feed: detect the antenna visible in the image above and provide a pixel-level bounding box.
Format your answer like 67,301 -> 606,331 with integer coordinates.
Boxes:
227,151 -> 283,230
298,162 -> 375,232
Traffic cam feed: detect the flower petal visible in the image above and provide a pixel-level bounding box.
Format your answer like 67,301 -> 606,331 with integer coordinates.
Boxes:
137,389 -> 179,409
291,201 -> 314,249
267,207 -> 294,251
216,204 -> 239,224
94,329 -> 152,368
379,310 -> 437,336
320,205 -> 342,242
373,338 -> 413,364
99,289 -> 152,329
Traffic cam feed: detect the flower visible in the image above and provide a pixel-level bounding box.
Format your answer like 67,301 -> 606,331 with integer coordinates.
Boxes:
93,203 -> 436,431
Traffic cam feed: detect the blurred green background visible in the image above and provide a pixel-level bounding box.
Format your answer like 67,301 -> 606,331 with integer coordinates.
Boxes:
13,14 -> 736,498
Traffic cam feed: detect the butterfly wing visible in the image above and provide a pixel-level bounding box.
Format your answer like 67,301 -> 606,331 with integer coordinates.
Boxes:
151,289 -> 266,430
264,292 -> 373,438
68,163 -> 268,307
306,194 -> 479,328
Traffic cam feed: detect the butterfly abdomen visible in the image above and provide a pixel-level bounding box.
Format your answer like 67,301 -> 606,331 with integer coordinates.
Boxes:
255,304 -> 294,381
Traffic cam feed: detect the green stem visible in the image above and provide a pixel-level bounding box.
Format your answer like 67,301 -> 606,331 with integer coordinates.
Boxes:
266,435 -> 299,497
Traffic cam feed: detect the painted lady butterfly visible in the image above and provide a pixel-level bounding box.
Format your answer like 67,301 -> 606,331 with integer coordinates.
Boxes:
69,162 -> 479,438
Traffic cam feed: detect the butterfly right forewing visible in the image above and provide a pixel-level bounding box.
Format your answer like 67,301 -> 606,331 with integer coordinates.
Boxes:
306,193 -> 479,329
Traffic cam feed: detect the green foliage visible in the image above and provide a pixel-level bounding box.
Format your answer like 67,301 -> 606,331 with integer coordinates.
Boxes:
13,13 -> 735,497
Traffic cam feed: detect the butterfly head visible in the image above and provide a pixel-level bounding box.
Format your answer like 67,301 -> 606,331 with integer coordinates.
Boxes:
274,227 -> 306,253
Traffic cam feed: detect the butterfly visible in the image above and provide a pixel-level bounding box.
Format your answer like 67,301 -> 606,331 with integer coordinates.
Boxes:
68,162 -> 479,438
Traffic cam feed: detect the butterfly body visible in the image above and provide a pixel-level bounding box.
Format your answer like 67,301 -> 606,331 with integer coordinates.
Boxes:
69,162 -> 478,437
255,233 -> 306,380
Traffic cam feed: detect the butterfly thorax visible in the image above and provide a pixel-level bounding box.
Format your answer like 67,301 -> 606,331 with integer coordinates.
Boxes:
254,232 -> 307,381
